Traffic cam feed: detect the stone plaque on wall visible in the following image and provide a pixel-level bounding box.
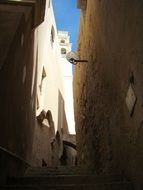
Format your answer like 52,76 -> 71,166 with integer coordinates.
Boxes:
125,84 -> 137,116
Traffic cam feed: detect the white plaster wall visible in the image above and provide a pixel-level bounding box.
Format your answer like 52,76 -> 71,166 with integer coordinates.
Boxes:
58,31 -> 75,134
34,0 -> 75,135
35,0 -> 64,133
64,75 -> 75,134
60,58 -> 75,134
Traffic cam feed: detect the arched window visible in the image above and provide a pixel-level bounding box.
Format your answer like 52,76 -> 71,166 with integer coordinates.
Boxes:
56,131 -> 61,145
61,48 -> 67,55
50,26 -> 55,47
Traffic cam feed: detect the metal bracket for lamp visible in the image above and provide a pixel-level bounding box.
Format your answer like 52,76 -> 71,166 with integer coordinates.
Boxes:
66,52 -> 88,65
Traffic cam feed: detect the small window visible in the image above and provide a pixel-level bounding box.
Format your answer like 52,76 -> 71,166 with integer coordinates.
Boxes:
42,67 -> 46,78
50,26 -> 55,47
39,67 -> 46,93
60,40 -> 65,43
61,48 -> 67,55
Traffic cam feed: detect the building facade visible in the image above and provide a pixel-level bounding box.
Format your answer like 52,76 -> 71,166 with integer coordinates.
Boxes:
31,0 -> 76,166
0,0 -> 76,183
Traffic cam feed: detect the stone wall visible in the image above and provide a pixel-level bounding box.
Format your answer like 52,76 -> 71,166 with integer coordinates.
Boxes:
74,0 -> 143,188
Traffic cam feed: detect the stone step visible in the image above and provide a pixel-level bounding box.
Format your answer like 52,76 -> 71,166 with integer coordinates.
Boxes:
0,182 -> 133,190
25,166 -> 125,177
25,166 -> 91,172
7,175 -> 128,186
25,166 -> 97,176
3,167 -> 134,190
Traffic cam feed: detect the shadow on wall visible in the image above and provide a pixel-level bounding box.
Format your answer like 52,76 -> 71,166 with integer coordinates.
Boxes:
58,90 -> 69,134
0,6 -> 37,183
32,110 -> 56,167
58,90 -> 77,166
31,91 -> 77,167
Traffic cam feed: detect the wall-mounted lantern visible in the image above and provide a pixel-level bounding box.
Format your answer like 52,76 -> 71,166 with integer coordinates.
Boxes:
66,52 -> 88,65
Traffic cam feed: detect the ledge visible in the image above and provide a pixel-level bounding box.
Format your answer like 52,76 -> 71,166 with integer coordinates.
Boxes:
77,0 -> 87,10
0,0 -> 46,28
0,0 -> 35,6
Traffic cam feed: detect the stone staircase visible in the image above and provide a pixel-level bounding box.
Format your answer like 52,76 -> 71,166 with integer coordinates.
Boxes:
0,166 -> 134,190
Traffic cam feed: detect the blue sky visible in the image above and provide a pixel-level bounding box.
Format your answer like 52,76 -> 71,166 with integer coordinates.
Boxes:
52,0 -> 80,51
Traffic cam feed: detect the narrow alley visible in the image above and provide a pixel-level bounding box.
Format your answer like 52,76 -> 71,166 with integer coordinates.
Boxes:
0,0 -> 143,189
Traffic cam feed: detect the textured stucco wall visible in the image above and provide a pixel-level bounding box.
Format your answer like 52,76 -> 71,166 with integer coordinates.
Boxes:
74,0 -> 143,188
